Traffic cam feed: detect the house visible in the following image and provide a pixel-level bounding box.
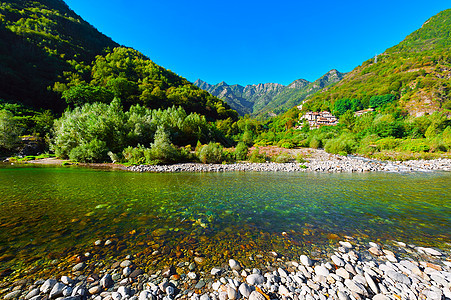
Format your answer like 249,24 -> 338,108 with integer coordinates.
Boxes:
354,108 -> 374,117
299,111 -> 338,129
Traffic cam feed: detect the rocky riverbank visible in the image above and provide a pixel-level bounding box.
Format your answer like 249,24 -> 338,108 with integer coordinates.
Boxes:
1,237 -> 450,300
128,155 -> 451,173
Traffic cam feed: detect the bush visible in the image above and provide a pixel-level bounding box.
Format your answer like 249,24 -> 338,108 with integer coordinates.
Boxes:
324,133 -> 358,155
69,139 -> 108,162
248,147 -> 267,163
197,142 -> 224,164
234,142 -> 249,161
309,137 -> 321,149
401,139 -> 430,152
148,127 -> 182,164
272,152 -> 293,163
376,137 -> 400,150
0,109 -> 23,152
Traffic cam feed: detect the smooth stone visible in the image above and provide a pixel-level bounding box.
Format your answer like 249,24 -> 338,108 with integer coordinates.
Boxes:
227,286 -> 238,300
25,288 -> 40,299
194,257 -> 206,264
337,291 -> 349,300
199,294 -> 210,300
166,286 -> 175,296
339,241 -> 353,248
117,286 -> 130,298
211,267 -> 223,276
50,282 -> 66,299
422,247 -> 442,256
300,255 -> 313,267
189,262 -> 196,271
139,290 -> 151,300
239,283 -> 252,298
61,276 -> 73,285
278,268 -> 288,277
195,280 -> 206,289
100,273 -> 114,289
246,274 -> 265,286
88,286 -> 101,295
187,272 -> 197,280
385,270 -> 411,285
72,262 -> 85,272
314,265 -> 330,277
4,290 -> 21,300
63,286 -> 73,297
159,281 -> 169,292
372,295 -> 389,300
278,285 -> 290,296
219,292 -> 228,300
364,272 -> 379,294
368,247 -> 383,256
120,260 -> 132,268
336,268 -> 350,279
331,255 -> 345,267
369,242 -> 380,249
212,281 -> 221,291
130,268 -> 144,278
40,279 -> 58,293
123,267 -> 132,277
344,279 -> 366,295
249,291 -> 266,300
229,259 -> 241,271
112,292 -> 122,300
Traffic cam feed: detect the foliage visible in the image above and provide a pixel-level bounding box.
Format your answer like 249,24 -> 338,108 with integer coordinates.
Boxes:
51,100 -> 217,162
324,133 -> 358,155
369,94 -> 396,108
56,47 -> 238,121
197,142 -> 224,164
234,142 -> 249,161
0,109 -> 23,153
248,147 -> 267,163
272,152 -> 293,163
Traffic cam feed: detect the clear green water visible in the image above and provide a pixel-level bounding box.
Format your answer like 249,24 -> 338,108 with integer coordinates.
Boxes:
0,164 -> 450,279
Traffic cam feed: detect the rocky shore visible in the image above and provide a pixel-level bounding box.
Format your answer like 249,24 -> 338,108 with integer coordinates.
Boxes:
128,155 -> 451,173
1,238 -> 450,300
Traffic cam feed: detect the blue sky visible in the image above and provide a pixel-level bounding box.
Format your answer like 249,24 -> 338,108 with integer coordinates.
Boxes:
65,0 -> 449,86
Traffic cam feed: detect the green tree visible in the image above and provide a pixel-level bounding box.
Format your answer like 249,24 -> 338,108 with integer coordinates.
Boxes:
0,109 -> 23,152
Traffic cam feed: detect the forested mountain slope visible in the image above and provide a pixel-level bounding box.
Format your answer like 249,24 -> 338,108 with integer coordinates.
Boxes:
303,9 -> 451,116
0,0 -> 237,120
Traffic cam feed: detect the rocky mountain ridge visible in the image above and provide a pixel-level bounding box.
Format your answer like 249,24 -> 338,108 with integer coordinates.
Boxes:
194,69 -> 346,117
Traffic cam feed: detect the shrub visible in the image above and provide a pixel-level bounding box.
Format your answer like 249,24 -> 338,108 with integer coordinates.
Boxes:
272,152 -> 293,163
148,127 -> 182,164
401,139 -> 430,152
0,109 -> 23,152
324,133 -> 358,155
69,139 -> 108,162
309,137 -> 321,149
295,153 -> 307,163
234,142 -> 249,161
248,147 -> 267,163
198,142 -> 224,164
376,137 -> 400,150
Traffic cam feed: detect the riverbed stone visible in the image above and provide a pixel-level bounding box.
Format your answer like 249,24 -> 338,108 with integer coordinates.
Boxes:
229,259 -> 241,271
368,247 -> 383,256
339,241 -> 353,249
336,268 -> 350,279
344,279 -> 366,295
249,291 -> 266,300
385,270 -> 411,285
72,262 -> 85,272
300,255 -> 313,267
100,273 -> 114,289
120,260 -> 132,268
49,282 -> 66,299
211,267 -> 223,276
88,285 -> 101,295
315,265 -> 329,277
4,290 -> 21,300
239,283 -> 252,297
40,278 -> 57,293
331,255 -> 345,267
372,295 -> 389,300
246,274 -> 265,286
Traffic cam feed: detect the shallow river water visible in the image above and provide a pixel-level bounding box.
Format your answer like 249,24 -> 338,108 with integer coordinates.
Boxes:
0,164 -> 450,280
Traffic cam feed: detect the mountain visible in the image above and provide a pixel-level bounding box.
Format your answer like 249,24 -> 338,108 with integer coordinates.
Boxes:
0,0 -> 237,121
304,9 -> 451,116
0,0 -> 118,111
194,69 -> 345,117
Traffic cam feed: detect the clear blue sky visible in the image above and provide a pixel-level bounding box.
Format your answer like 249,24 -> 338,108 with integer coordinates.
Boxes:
65,0 -> 449,86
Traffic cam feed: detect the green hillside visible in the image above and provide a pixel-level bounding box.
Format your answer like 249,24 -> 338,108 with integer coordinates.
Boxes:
304,9 -> 451,116
0,0 -> 118,110
0,0 -> 237,121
